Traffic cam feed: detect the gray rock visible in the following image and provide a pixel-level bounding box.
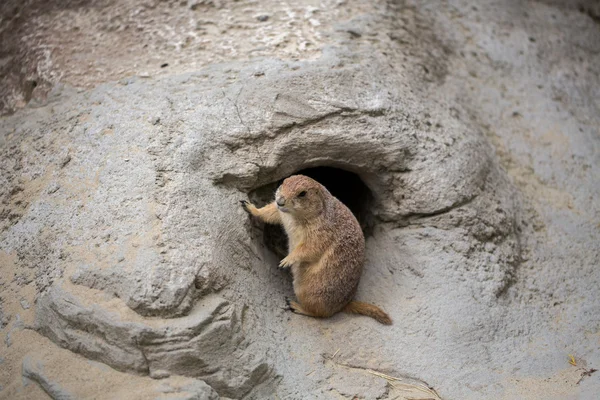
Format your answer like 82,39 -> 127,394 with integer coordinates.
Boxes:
15,41 -> 518,397
22,353 -> 219,400
23,355 -> 75,400
0,0 -> 598,399
35,283 -> 268,398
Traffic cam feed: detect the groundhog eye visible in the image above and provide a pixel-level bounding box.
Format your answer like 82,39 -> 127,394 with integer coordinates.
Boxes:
297,191 -> 307,198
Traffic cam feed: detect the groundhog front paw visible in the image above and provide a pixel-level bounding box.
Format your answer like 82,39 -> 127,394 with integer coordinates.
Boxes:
240,200 -> 257,215
278,255 -> 296,269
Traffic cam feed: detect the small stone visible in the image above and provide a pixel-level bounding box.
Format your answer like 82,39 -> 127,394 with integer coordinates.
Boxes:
20,299 -> 30,310
256,14 -> 269,22
47,182 -> 60,194
150,369 -> 171,379
3,317 -> 22,348
139,72 -> 150,78
14,314 -> 24,329
60,154 -> 71,168
121,77 -> 138,85
484,242 -> 496,252
346,29 -> 361,38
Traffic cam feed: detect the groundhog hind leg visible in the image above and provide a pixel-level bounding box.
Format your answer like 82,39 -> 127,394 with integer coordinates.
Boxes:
285,297 -> 330,319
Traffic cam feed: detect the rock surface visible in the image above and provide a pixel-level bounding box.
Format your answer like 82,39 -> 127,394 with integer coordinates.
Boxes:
20,343 -> 219,400
35,283 -> 269,397
1,0 -> 599,399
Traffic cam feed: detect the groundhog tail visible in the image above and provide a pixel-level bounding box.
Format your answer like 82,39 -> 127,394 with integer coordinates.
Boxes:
344,301 -> 392,325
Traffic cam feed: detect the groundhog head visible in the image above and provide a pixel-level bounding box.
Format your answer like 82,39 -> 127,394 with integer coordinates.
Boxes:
275,175 -> 326,219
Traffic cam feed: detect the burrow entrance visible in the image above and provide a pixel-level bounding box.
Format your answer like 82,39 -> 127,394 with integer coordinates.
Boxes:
248,166 -> 375,259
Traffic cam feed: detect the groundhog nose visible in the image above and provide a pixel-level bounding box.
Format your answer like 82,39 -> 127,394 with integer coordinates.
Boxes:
276,198 -> 285,207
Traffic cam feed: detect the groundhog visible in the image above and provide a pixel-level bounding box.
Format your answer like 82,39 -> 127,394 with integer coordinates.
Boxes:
241,174 -> 392,325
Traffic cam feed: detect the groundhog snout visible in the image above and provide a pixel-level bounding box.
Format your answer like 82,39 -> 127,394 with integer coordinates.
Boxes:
276,197 -> 286,207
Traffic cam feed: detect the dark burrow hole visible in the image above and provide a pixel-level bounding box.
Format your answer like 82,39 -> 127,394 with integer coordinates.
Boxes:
248,166 -> 375,259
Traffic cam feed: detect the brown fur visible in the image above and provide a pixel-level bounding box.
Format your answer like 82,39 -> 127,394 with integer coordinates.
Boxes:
242,175 -> 392,325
